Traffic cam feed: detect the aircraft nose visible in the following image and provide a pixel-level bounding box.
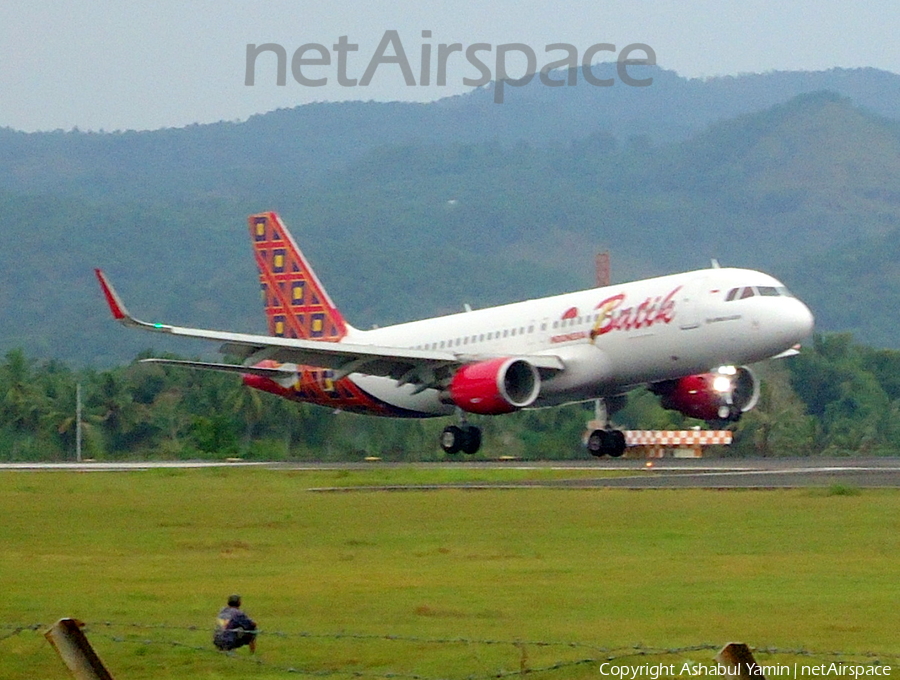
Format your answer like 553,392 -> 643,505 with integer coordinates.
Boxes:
789,298 -> 815,339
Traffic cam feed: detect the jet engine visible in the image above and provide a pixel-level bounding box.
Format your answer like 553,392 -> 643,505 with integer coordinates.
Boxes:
446,358 -> 541,415
650,366 -> 759,423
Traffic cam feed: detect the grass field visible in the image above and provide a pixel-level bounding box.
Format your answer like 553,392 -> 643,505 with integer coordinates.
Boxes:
2,467 -> 898,679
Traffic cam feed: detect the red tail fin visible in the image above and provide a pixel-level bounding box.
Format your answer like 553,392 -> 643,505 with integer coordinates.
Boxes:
249,212 -> 348,341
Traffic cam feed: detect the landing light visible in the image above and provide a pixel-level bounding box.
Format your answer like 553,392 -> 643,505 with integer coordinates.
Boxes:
712,375 -> 732,393
716,365 -> 737,375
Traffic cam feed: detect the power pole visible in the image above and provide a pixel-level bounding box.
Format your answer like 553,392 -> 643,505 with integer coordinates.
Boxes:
76,383 -> 83,463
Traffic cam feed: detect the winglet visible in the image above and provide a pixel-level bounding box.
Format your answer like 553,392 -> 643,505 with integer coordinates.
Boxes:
95,269 -> 130,321
94,270 -> 176,333
94,268 -> 170,333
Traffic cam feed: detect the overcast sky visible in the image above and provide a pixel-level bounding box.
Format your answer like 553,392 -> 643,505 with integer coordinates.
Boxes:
1,1 -> 898,132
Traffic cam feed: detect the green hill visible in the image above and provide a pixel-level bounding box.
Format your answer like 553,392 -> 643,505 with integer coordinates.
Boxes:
3,80 -> 900,363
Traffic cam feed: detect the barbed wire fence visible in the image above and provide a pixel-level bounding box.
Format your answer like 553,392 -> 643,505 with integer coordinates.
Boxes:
3,621 -> 898,679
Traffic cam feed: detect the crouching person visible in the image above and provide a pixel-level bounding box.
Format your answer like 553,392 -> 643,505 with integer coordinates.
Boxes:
213,594 -> 258,652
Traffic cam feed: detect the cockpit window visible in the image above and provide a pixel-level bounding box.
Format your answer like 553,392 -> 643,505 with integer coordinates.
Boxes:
727,284 -> 790,300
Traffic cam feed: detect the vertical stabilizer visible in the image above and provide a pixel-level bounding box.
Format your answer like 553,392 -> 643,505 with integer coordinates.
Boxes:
249,212 -> 349,341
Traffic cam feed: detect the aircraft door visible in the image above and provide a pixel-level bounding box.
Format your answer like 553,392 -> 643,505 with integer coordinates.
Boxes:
526,319 -> 539,349
677,276 -> 706,331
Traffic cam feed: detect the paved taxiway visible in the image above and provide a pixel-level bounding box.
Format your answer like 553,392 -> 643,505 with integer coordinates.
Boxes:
1,458 -> 899,489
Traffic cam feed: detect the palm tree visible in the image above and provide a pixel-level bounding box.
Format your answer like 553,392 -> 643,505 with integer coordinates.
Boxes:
230,381 -> 265,454
91,370 -> 151,452
0,349 -> 43,432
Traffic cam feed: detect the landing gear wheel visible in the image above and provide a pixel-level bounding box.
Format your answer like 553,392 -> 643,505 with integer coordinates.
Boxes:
608,429 -> 626,457
440,425 -> 463,454
587,429 -> 627,458
460,425 -> 482,455
587,429 -> 607,457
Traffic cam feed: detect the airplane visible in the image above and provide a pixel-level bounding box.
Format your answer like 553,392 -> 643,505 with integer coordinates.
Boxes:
95,211 -> 814,457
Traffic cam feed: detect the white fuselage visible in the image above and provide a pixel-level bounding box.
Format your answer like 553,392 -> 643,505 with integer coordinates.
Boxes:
339,267 -> 814,416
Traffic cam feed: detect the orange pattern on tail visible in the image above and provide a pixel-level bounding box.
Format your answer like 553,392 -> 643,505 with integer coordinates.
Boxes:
249,212 -> 348,341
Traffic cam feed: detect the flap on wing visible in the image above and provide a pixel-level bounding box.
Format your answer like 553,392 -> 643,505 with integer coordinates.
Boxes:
139,358 -> 296,378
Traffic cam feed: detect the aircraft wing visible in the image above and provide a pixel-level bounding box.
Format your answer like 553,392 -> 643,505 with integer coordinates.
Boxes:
96,270 -> 564,388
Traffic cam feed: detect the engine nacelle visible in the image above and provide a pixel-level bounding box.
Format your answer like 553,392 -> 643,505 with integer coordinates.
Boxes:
447,358 -> 541,415
651,366 -> 759,423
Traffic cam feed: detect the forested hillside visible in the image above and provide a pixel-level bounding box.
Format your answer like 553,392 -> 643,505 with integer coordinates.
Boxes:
3,84 -> 900,362
2,65 -> 900,204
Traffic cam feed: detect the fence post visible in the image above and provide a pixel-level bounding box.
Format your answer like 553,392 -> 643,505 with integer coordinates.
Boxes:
715,642 -> 764,680
44,618 -> 115,680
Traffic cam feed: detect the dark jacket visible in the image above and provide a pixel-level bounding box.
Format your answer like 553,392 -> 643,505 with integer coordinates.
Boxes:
213,606 -> 257,650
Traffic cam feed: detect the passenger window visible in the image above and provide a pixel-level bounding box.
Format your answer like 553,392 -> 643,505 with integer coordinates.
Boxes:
758,286 -> 779,296
740,287 -> 755,299
726,288 -> 739,301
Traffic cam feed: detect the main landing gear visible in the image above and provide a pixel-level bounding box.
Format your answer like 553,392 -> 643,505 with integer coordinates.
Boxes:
586,428 -> 626,457
440,423 -> 482,455
585,397 -> 626,458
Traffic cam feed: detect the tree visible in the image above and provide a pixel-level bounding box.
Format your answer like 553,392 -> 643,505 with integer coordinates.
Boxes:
0,349 -> 43,432
731,361 -> 814,456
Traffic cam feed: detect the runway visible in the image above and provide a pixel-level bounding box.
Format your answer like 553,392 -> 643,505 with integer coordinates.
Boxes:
298,458 -> 900,490
2,457 -> 899,488
530,458 -> 900,489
